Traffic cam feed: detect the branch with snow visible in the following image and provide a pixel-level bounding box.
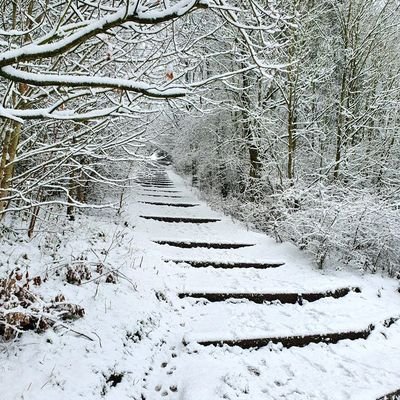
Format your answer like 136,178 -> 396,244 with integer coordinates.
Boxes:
0,0 -> 209,68
0,66 -> 185,99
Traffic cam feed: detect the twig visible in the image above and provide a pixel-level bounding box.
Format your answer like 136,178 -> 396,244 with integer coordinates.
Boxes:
91,331 -> 102,348
55,322 -> 94,342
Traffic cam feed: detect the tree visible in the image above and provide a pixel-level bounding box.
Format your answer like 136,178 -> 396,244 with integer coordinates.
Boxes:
0,0 -> 209,217
168,0 -> 400,275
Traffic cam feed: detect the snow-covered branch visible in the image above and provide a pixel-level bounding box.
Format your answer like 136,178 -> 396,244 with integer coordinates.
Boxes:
0,0 -> 209,68
0,66 -> 185,99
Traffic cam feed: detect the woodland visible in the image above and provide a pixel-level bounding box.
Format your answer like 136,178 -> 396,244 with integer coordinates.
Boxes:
1,0 -> 399,275
1,2 -> 400,399
0,0 -> 399,368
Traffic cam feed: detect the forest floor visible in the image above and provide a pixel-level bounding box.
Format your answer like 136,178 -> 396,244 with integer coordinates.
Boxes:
1,165 -> 400,400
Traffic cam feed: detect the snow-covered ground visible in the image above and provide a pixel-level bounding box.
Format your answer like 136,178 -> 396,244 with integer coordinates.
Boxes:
1,166 -> 400,399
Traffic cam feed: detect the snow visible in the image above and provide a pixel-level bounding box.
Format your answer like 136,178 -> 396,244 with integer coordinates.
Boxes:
0,105 -> 24,123
1,166 -> 400,399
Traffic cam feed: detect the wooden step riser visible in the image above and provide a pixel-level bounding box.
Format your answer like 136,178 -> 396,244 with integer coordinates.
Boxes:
139,184 -> 173,187
140,189 -> 181,193
136,182 -> 173,185
137,174 -> 167,176
155,241 -> 254,249
196,325 -> 374,349
138,181 -> 173,184
139,194 -> 184,198
134,174 -> 172,182
140,216 -> 220,223
178,287 -> 361,304
140,187 -> 176,190
140,202 -> 199,208
140,185 -> 175,188
166,260 -> 283,269
135,177 -> 170,180
137,177 -> 168,180
134,181 -> 174,186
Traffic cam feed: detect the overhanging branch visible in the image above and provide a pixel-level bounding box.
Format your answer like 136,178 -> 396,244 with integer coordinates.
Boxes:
0,66 -> 186,99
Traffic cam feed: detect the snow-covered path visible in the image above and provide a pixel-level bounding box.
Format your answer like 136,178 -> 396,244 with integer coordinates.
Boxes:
130,165 -> 400,400
1,164 -> 399,400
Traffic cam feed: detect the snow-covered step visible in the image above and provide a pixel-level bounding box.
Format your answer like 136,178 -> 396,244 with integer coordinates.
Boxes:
136,181 -> 174,186
139,182 -> 175,186
194,325 -> 373,349
155,240 -> 254,249
165,259 -> 284,268
178,286 -> 360,303
137,176 -> 169,180
140,202 -> 200,208
167,268 -> 362,295
193,316 -> 398,351
175,323 -> 400,400
134,177 -> 172,182
140,188 -> 181,193
181,293 -> 399,346
138,203 -> 220,219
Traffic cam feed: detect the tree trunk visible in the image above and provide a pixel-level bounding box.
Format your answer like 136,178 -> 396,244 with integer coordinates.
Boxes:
0,121 -> 21,214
